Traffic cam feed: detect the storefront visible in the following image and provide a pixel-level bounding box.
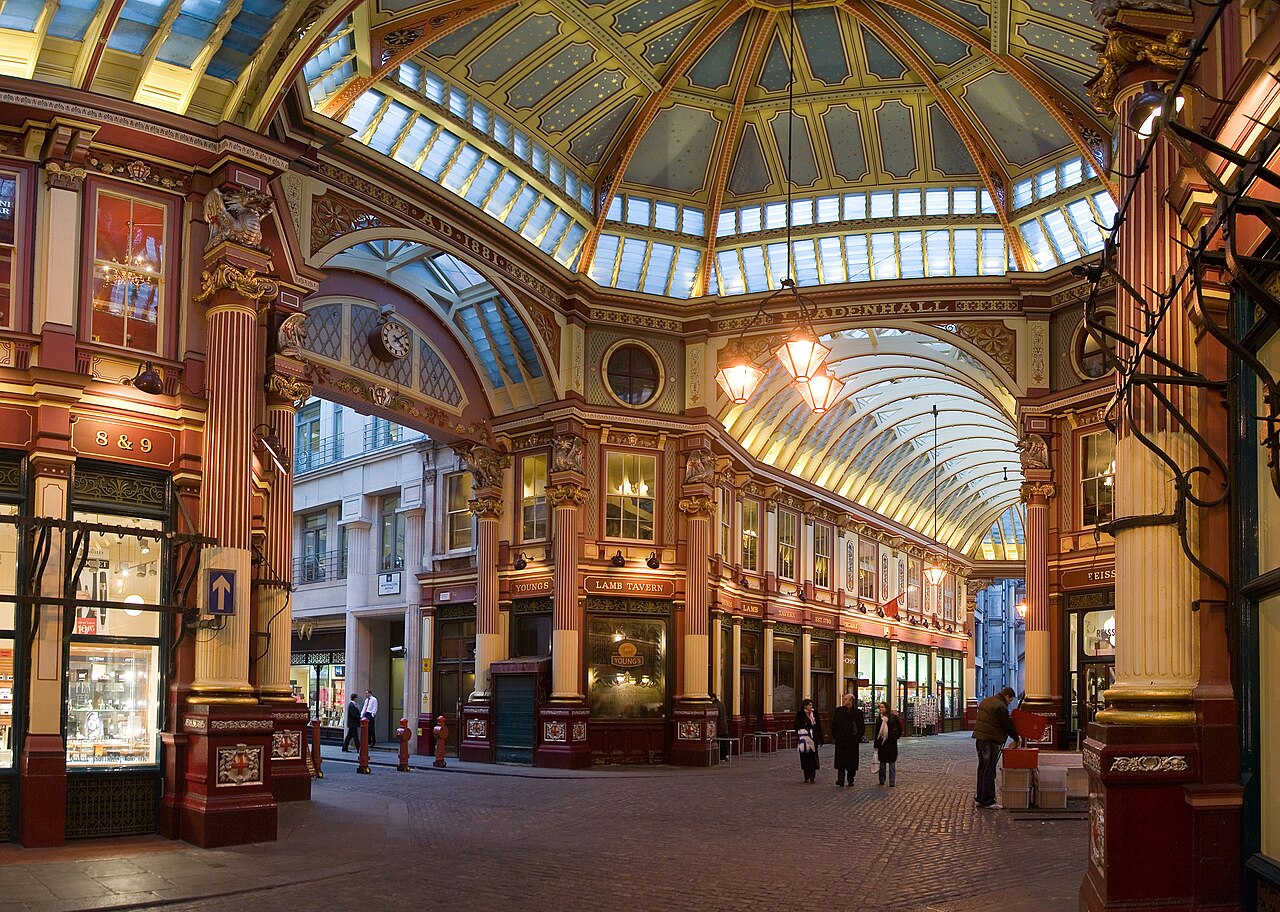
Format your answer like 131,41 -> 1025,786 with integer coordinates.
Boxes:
897,645 -> 933,733
1063,588 -> 1115,746
810,631 -> 836,730
738,618 -> 763,733
289,628 -> 346,737
771,624 -> 802,720
937,650 -> 963,732
585,598 -> 671,762
0,453 -> 23,841
432,605 -> 476,754
851,637 -> 891,716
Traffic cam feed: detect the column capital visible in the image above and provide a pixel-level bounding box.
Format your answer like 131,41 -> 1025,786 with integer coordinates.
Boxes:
678,494 -> 716,517
546,482 -> 589,508
266,371 -> 312,408
1086,6 -> 1193,115
43,160 -> 87,190
468,495 -> 504,519
196,262 -> 279,305
1020,482 -> 1057,503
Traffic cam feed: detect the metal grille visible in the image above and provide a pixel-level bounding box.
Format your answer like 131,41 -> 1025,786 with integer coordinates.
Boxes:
73,467 -> 166,510
0,778 -> 11,840
66,774 -> 159,839
0,460 -> 19,495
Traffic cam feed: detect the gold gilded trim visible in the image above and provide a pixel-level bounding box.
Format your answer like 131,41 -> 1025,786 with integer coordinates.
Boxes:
1094,708 -> 1196,725
187,695 -> 260,705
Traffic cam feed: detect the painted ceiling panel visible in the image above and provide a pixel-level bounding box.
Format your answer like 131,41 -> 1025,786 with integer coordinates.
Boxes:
875,100 -> 919,179
962,71 -> 1070,166
1025,56 -> 1094,108
569,96 -> 639,165
468,14 -> 563,84
643,19 -> 699,65
797,9 -> 850,86
883,8 -> 970,67
615,0 -> 703,34
758,35 -> 792,93
822,104 -> 870,182
507,43 -> 597,110
928,103 -> 978,176
426,10 -> 510,57
932,0 -> 990,29
728,122 -> 771,196
1017,21 -> 1096,65
541,70 -> 628,133
625,104 -> 720,193
1020,0 -> 1095,28
860,27 -> 909,80
687,16 -> 746,89
770,111 -> 819,188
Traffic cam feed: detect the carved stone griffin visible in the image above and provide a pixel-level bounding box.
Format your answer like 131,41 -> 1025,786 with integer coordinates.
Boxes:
457,444 -> 509,489
204,187 -> 274,252
1017,434 -> 1050,471
684,449 -> 715,485
277,312 -> 308,357
551,435 -> 584,473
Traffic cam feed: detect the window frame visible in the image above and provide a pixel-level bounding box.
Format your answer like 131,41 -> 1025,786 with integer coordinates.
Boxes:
444,472 -> 474,552
777,509 -> 798,582
718,487 -> 733,562
601,340 -> 665,409
858,539 -> 878,602
520,452 -> 549,543
378,493 -> 405,571
603,450 -> 657,543
0,163 -> 33,333
1079,428 -> 1116,530
813,522 -> 833,590
740,498 -> 760,572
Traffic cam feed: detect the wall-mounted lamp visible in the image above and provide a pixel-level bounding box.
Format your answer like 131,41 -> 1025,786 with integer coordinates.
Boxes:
611,550 -> 626,568
513,552 -> 528,571
1015,599 -> 1028,621
796,588 -> 806,603
253,424 -> 289,476
129,361 -> 165,396
1127,80 -> 1185,139
646,551 -> 660,570
738,576 -> 750,588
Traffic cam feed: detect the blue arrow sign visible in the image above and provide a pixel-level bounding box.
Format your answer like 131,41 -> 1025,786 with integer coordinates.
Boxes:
208,569 -> 235,616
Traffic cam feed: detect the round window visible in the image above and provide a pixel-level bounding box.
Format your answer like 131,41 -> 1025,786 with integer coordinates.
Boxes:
605,343 -> 662,407
1075,313 -> 1116,380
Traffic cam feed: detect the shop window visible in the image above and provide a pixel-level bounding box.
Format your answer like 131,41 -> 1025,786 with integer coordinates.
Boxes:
89,189 -> 167,353
67,512 -> 164,767
521,454 -> 548,542
379,493 -> 405,570
741,499 -> 759,571
813,523 -> 832,590
289,659 -> 346,729
906,557 -> 922,614
856,643 -> 890,713
777,509 -> 798,581
1081,431 -> 1116,528
773,635 -> 797,714
0,502 -> 16,769
858,539 -> 877,601
718,488 -> 732,562
604,452 -> 656,541
300,512 -> 328,582
0,171 -> 19,330
445,473 -> 473,551
586,616 -> 666,719
1082,609 -> 1116,657
604,343 -> 662,407
513,613 -> 552,657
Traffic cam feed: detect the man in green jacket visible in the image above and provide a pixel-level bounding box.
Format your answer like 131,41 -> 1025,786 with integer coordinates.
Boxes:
973,686 -> 1023,809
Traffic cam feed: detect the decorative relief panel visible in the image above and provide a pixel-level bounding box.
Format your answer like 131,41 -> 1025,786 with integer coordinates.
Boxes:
544,721 -> 567,742
310,191 -> 389,253
216,745 -> 264,787
272,729 -> 303,760
418,338 -> 464,407
1109,755 -> 1188,774
936,320 -> 1016,380
303,303 -> 344,360
678,721 -> 701,740
1089,795 -> 1105,870
572,722 -> 587,741
466,718 -> 487,739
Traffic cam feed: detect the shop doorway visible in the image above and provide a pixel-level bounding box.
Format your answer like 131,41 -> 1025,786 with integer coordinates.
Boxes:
492,672 -> 537,764
1065,596 -> 1115,746
1079,662 -> 1114,733
434,615 -> 476,755
740,671 -> 762,731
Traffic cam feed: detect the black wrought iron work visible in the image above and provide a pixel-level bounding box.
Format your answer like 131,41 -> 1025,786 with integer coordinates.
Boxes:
1081,0 -> 1280,599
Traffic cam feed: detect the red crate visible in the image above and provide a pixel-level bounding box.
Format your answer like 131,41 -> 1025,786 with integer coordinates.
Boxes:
1012,708 -> 1050,741
1002,747 -> 1040,769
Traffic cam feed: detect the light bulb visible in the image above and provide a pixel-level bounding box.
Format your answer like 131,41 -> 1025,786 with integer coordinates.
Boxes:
124,594 -> 145,617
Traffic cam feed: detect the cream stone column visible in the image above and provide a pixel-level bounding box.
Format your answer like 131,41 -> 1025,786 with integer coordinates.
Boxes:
469,493 -> 502,701
731,619 -> 743,717
800,627 -> 812,700
711,611 -> 725,700
547,480 -> 588,700
191,252 -> 277,704
763,622 -> 775,716
1021,479 -> 1055,709
963,585 -> 978,716
887,639 -> 899,712
835,633 -> 846,695
403,507 -> 425,719
257,375 -> 311,702
678,493 -> 714,701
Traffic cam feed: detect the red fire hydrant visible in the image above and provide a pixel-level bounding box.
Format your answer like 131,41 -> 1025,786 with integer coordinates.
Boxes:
432,715 -> 449,768
395,717 -> 412,772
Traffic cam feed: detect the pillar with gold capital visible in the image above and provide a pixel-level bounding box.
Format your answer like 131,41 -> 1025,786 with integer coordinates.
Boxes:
672,489 -> 718,766
1019,478 -> 1057,741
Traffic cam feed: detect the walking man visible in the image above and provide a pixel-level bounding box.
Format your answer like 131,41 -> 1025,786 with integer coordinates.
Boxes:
710,692 -> 730,761
832,693 -> 866,787
342,693 -> 361,752
361,688 -> 380,747
973,686 -> 1023,809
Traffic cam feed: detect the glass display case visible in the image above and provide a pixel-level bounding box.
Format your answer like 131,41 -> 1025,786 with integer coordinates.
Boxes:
586,616 -> 667,719
66,643 -> 158,766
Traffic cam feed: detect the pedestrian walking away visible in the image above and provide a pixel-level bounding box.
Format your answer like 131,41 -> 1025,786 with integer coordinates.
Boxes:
710,692 -> 730,761
361,688 -> 380,747
873,702 -> 902,787
973,685 -> 1023,809
831,692 -> 866,787
342,693 -> 360,752
795,698 -> 824,783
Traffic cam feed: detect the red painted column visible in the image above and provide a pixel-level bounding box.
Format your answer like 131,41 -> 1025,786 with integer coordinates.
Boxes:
1020,478 -> 1057,739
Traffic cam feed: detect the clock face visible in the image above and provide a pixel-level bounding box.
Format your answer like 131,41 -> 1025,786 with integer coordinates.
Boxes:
375,320 -> 412,361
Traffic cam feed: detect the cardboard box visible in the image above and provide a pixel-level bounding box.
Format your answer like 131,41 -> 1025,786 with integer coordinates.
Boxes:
1001,787 -> 1032,809
1003,746 -> 1039,768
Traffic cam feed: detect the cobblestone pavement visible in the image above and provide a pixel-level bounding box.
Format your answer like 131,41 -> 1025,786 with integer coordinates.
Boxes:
0,734 -> 1086,912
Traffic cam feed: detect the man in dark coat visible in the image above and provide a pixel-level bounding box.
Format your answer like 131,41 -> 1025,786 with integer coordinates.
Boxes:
710,693 -> 730,760
342,693 -> 361,752
831,693 -> 866,787
973,686 -> 1023,809
873,702 -> 903,787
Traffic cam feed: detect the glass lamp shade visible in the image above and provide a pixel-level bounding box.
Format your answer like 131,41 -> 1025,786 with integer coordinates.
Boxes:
715,361 -> 766,404
774,331 -> 830,382
797,370 -> 844,413
924,563 -> 946,587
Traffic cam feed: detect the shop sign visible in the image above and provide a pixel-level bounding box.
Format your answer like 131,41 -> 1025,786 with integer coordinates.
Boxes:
378,572 -> 402,596
809,612 -> 836,628
511,575 -> 553,597
72,416 -> 176,468
772,607 -> 802,622
74,615 -> 97,635
583,575 -> 675,598
0,405 -> 32,446
1060,566 -> 1116,590
610,641 -> 644,667
737,602 -> 762,616
841,616 -> 860,632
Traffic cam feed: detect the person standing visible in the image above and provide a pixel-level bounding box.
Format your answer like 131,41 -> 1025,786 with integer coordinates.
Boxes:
342,693 -> 361,752
973,686 -> 1023,809
710,692 -> 730,761
831,693 -> 866,787
873,702 -> 902,787
795,698 -> 824,783
361,688 -> 380,747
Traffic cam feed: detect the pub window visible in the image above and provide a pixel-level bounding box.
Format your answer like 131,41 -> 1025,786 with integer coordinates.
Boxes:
741,499 -> 760,571
858,539 -> 878,602
777,509 -> 798,581
445,473 -> 474,551
89,188 -> 167,353
379,493 -> 405,570
521,453 -> 548,542
586,616 -> 667,719
604,452 -> 656,541
813,523 -> 832,590
1081,430 -> 1116,528
0,171 -> 19,330
718,488 -> 733,562
773,635 -> 797,714
907,557 -> 922,614
301,512 -> 327,582
0,500 -> 17,769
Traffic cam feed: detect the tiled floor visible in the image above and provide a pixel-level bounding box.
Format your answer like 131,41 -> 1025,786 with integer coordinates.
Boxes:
0,734 -> 1087,912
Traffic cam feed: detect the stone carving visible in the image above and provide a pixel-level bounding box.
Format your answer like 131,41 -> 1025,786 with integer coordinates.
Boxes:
572,722 -> 587,741
195,263 -> 278,304
1087,28 -> 1190,113
204,187 -> 273,252
546,483 -> 589,508
272,729 -> 302,760
1089,795 -> 1106,869
1109,754 -> 1189,773
216,745 -> 263,787
1082,749 -> 1102,775
1020,482 -> 1057,503
678,495 -> 715,516
309,192 -> 387,252
552,435 -> 584,473
544,721 -> 567,742
457,445 -> 509,489
465,718 -> 487,739
1092,0 -> 1190,29
468,496 -> 503,519
677,721 -> 701,740
1017,434 -> 1050,470
684,449 -> 715,485
277,312 -> 308,357
267,372 -> 312,406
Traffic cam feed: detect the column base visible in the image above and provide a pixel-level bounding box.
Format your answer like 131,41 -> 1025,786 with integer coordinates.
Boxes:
268,705 -> 312,802
19,734 -> 66,847
669,702 -> 718,767
175,704 -> 278,848
1018,697 -> 1063,748
160,731 -> 188,840
458,701 -> 492,763
534,704 -> 591,769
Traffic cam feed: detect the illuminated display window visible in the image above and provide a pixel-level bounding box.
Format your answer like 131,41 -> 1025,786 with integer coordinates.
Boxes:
586,616 -> 667,720
604,452 -> 656,542
1081,431 -> 1116,528
89,189 -> 168,353
521,454 -> 548,542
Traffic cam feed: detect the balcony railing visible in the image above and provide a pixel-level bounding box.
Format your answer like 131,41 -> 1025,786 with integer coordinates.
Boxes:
293,427 -> 428,475
293,550 -> 348,585
294,435 -> 344,474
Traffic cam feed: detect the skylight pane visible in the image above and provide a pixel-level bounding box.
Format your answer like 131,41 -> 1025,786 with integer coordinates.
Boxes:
420,131 -> 460,181
980,190 -> 996,214
845,235 -> 870,281
471,101 -> 490,133
392,118 -> 435,168
522,199 -> 556,242
342,90 -> 383,135
925,189 -> 949,216
1093,191 -> 1118,233
555,223 -> 587,267
1061,157 -> 1084,189
538,212 -> 571,253
791,199 -> 814,227
589,234 -> 621,283
741,246 -> 769,293
531,145 -> 548,174
1066,199 -> 1105,253
817,196 -> 840,223
1035,170 -> 1057,199
441,144 -> 482,192
1043,209 -> 1081,261
616,238 -> 648,291
925,229 -> 951,276
819,237 -> 844,283
606,196 -> 623,222
484,173 -> 523,218
844,193 -> 867,220
670,248 -> 700,299
898,190 -> 922,217
682,207 -> 705,236
505,187 -> 540,229
741,206 -> 762,233
870,233 -> 897,280
764,202 -> 787,230
492,115 -> 511,146
1012,179 -> 1034,209
464,159 -> 503,205
367,102 -> 412,154
423,72 -> 446,104
654,202 -> 678,231
981,229 -> 1006,274
626,196 -> 651,227
717,210 -> 736,237
643,243 -> 675,295
448,88 -> 468,119
765,242 -> 789,286
953,188 -> 978,214
953,229 -> 978,275
792,239 -> 819,285
869,191 -> 894,219
898,231 -> 924,278
1019,220 -> 1058,270
717,250 -> 746,295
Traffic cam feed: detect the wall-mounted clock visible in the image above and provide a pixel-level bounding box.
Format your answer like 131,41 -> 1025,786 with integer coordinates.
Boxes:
370,318 -> 412,362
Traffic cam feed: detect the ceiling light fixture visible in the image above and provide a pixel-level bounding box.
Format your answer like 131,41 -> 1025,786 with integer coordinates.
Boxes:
924,404 -> 947,587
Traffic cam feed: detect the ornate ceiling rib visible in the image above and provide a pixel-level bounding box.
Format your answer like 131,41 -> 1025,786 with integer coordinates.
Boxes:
842,0 -> 1029,270
579,0 -> 751,275
73,0 -> 127,89
226,0 -> 327,126
701,7 -> 778,297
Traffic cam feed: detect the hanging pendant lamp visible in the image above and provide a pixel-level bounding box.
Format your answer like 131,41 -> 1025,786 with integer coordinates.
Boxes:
796,369 -> 845,414
924,403 -> 947,586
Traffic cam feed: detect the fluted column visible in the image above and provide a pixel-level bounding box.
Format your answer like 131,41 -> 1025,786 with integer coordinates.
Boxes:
1021,480 -> 1055,707
678,494 -> 714,701
469,493 -> 503,701
731,619 -> 742,717
800,627 -> 812,700
547,482 -> 588,700
763,622 -> 775,717
403,507 -> 425,720
191,256 -> 277,704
